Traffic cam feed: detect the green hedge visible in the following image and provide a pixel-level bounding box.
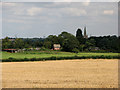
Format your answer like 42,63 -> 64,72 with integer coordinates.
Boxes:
1,55 -> 120,62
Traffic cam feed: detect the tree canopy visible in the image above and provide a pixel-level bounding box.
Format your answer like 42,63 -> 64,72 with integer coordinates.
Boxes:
2,29 -> 120,53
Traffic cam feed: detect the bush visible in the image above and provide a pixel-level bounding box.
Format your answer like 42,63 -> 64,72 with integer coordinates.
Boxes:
72,48 -> 79,53
24,58 -> 29,61
8,57 -> 14,60
50,56 -> 57,60
2,55 -> 120,62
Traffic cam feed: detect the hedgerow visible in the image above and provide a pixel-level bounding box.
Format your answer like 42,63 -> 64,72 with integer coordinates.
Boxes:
1,55 -> 120,62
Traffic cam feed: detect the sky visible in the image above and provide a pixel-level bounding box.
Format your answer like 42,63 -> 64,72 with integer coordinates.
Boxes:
1,2 -> 118,38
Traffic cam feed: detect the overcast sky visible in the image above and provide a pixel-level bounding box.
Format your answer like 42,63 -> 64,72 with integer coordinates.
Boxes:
2,2 -> 118,38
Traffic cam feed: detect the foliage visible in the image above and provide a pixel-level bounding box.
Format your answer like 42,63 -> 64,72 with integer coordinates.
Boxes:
43,41 -> 52,49
1,51 -> 119,60
90,35 -> 120,52
2,37 -> 11,49
2,54 -> 120,62
72,48 -> 79,53
76,28 -> 85,44
2,29 -> 120,53
59,32 -> 79,52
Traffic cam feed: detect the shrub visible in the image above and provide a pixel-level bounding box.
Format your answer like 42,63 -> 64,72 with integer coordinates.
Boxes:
50,56 -> 57,60
8,57 -> 14,60
72,48 -> 79,53
24,58 -> 29,61
2,55 -> 120,62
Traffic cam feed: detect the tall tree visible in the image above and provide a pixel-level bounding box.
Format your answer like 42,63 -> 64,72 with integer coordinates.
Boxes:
59,32 -> 79,52
14,38 -> 24,49
76,28 -> 84,44
44,35 -> 59,49
2,37 -> 11,49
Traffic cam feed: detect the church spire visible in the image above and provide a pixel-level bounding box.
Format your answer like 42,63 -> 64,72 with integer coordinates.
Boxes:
84,26 -> 88,39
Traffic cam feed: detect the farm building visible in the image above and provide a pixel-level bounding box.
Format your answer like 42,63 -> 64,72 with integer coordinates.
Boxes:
3,49 -> 18,53
35,48 -> 40,50
53,44 -> 61,50
9,39 -> 15,42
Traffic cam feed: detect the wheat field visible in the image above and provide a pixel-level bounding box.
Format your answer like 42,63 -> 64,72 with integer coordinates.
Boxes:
2,59 -> 118,88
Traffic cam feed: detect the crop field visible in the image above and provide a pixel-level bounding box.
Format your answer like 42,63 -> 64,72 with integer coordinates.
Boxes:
1,51 -> 119,60
2,59 -> 118,88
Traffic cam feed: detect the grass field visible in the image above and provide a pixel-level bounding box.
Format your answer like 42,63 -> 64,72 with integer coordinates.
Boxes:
2,59 -> 118,88
1,51 -> 119,60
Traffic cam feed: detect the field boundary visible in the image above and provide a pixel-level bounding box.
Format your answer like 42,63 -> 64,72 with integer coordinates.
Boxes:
1,55 -> 120,62
1,88 -> 119,90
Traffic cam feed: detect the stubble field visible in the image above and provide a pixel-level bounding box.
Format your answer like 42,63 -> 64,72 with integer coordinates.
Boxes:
2,59 -> 118,88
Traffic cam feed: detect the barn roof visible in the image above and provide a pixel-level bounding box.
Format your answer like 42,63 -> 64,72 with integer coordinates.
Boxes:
3,49 -> 17,51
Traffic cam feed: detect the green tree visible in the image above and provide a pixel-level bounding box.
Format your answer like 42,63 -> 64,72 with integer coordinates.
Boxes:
79,44 -> 85,52
44,35 -> 59,49
76,28 -> 84,44
43,41 -> 52,49
2,37 -> 11,49
59,32 -> 79,52
47,35 -> 59,44
84,39 -> 95,51
14,38 -> 24,49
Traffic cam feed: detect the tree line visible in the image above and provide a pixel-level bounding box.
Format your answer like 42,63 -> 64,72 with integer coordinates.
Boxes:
2,28 -> 120,53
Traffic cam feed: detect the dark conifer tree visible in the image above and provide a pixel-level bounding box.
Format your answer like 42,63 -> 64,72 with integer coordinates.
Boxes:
76,28 -> 84,44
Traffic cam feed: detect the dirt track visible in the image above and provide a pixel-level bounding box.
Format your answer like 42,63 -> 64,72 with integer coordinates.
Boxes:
2,59 -> 118,88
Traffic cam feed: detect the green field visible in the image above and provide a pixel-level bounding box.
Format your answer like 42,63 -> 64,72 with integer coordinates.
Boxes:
1,51 -> 119,60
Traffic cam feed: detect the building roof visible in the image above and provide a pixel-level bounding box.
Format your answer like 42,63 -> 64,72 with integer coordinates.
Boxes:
53,44 -> 61,48
9,39 -> 15,41
3,49 -> 17,51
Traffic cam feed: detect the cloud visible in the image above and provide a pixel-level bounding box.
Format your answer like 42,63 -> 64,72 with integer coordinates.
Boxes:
82,0 -> 90,6
3,19 -> 26,23
26,6 -> 87,17
103,10 -> 114,15
3,18 -> 33,24
53,0 -> 73,2
27,7 -> 43,16
2,2 -> 118,38
3,2 -> 17,7
62,8 -> 87,16
0,3 -> 1,11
